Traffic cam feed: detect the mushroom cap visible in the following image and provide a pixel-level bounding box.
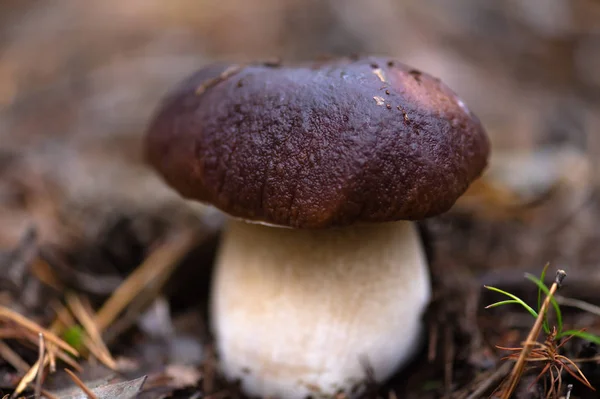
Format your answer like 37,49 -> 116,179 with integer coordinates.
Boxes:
145,57 -> 490,229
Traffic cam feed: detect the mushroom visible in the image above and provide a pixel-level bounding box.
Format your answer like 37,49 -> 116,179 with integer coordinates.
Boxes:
145,57 -> 490,399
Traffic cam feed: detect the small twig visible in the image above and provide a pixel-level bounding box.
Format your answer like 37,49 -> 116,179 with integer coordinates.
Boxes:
40,389 -> 60,399
34,333 -> 46,399
94,229 -> 197,332
47,342 -> 82,372
35,333 -> 45,398
19,326 -> 81,372
0,340 -> 30,372
46,301 -> 70,372
81,335 -> 117,371
103,252 -> 184,346
500,270 -> 566,399
47,342 -> 57,373
0,326 -> 24,339
0,306 -> 78,356
50,300 -> 77,331
21,326 -> 81,372
66,292 -> 117,370
12,355 -> 49,399
570,355 -> 600,362
64,369 -> 98,399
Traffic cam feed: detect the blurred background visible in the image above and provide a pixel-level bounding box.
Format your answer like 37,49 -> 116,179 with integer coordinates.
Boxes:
0,2 -> 598,181
1,1 -> 600,396
2,0 -> 600,262
2,0 -> 599,164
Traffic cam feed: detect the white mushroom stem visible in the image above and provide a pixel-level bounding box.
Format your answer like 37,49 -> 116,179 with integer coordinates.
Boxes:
210,219 -> 431,399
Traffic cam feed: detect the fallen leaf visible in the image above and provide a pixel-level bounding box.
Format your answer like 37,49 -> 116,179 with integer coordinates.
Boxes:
49,375 -> 147,399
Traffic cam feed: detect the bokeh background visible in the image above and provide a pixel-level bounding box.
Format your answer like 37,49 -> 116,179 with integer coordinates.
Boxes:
2,0 -> 599,181
1,1 -> 600,397
2,0 -> 600,269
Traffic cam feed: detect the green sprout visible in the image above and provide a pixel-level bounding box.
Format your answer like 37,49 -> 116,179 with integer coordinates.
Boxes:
485,263 -> 600,345
485,265 -> 600,398
62,325 -> 85,353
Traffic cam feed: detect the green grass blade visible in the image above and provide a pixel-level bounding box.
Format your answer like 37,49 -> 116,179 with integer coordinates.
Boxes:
528,273 -> 550,334
484,286 -> 538,319
535,264 -> 550,333
537,263 -> 549,312
525,273 -> 562,334
558,330 -> 600,345
486,300 -> 522,309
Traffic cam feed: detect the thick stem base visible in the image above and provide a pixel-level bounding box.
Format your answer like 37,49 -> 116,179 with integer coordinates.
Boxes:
210,220 -> 431,399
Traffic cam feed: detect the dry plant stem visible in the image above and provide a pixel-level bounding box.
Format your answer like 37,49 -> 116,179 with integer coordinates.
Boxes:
50,300 -> 76,333
103,247 -> 186,346
12,355 -> 49,399
0,327 -> 23,339
45,342 -> 81,372
64,369 -> 98,399
94,229 -> 197,332
47,302 -> 76,371
46,304 -> 71,371
35,333 -> 45,399
66,292 -> 117,370
80,335 -> 117,370
47,343 -> 56,373
40,389 -> 60,399
500,270 -> 566,399
0,307 -> 78,356
20,329 -> 81,371
0,340 -> 29,372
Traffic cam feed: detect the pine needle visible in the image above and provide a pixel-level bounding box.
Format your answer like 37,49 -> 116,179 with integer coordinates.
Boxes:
94,229 -> 197,332
0,306 -> 78,356
500,269 -> 566,399
64,369 -> 98,399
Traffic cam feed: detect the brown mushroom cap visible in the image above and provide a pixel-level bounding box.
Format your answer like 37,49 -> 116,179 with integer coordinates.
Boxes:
145,57 -> 490,228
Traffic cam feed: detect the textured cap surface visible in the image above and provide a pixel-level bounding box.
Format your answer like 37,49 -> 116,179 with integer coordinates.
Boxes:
145,57 -> 490,228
